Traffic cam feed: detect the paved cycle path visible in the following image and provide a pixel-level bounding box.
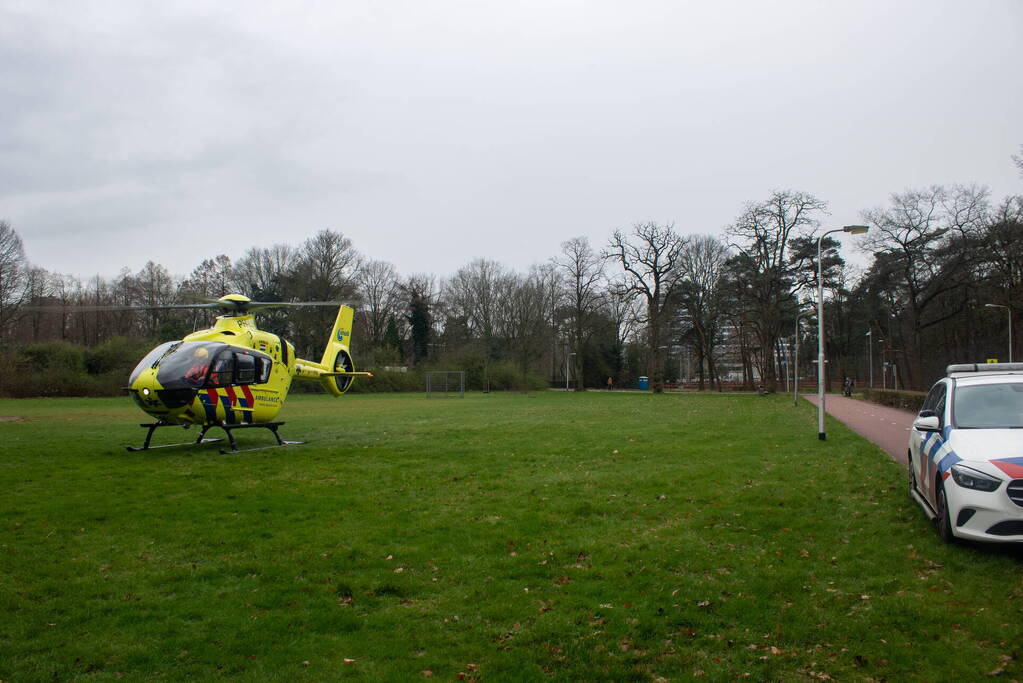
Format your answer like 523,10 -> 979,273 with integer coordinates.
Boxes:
802,394 -> 916,467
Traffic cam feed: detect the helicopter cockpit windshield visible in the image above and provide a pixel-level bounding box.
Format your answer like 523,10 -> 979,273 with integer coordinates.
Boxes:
129,341 -> 179,385
154,342 -> 229,391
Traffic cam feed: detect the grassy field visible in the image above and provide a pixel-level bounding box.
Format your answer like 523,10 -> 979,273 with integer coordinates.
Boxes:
1,391 -> 1021,681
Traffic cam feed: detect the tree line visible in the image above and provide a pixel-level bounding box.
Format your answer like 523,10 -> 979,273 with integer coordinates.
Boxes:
1,178 -> 1020,395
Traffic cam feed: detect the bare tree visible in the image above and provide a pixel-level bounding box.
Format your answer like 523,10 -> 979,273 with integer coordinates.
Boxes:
860,184 -> 990,387
291,230 -> 362,300
604,222 -> 687,393
527,261 -> 563,384
677,235 -> 731,390
555,237 -> 604,390
601,279 -> 642,384
288,230 -> 363,357
0,221 -> 27,339
980,196 -> 1023,308
180,255 -> 233,331
16,266 -> 55,342
134,261 -> 176,338
357,260 -> 401,350
445,258 -> 515,356
232,244 -> 297,299
726,190 -> 827,392
399,274 -> 437,364
501,270 -> 550,388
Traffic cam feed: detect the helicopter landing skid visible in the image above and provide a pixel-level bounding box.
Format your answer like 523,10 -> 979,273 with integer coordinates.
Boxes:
127,421 -> 302,454
126,422 -> 221,451
195,421 -> 305,455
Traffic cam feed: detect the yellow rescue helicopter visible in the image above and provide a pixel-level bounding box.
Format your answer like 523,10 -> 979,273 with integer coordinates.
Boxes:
125,294 -> 371,452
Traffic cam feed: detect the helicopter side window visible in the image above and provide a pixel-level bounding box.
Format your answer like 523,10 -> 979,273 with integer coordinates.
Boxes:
256,357 -> 272,383
235,353 -> 256,384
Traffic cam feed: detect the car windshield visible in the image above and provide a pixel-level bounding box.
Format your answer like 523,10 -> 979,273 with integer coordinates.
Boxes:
953,382 -> 1023,428
155,341 -> 229,391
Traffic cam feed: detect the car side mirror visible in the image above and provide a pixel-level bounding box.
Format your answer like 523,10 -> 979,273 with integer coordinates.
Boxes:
913,415 -> 941,432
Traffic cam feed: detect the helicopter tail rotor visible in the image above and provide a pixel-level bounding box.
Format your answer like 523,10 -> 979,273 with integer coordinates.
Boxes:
318,305 -> 370,396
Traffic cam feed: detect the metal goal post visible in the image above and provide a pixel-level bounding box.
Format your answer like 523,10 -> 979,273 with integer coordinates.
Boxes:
425,371 -> 466,398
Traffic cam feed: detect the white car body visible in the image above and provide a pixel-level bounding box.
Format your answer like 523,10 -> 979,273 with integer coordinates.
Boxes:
908,363 -> 1023,542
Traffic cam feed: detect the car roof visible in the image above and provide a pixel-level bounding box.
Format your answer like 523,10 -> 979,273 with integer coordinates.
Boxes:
951,373 -> 1023,387
947,362 -> 1023,379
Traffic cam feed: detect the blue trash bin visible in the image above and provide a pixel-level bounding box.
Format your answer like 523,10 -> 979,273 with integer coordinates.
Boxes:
637,376 -> 649,391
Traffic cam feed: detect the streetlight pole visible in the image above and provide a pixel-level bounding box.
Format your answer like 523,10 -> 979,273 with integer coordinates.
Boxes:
566,351 -> 576,391
783,340 -> 789,394
985,304 -> 1013,363
878,340 -> 885,390
817,225 -> 869,441
794,310 -> 810,407
865,329 -> 873,388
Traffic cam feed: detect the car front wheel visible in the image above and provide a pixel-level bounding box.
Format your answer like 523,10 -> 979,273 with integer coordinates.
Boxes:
935,479 -> 955,543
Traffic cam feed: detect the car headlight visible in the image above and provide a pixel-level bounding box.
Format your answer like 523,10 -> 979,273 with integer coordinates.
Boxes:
950,464 -> 1002,492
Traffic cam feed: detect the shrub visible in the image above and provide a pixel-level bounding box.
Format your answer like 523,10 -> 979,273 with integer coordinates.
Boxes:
348,369 -> 423,393
861,388 -> 926,413
485,361 -> 549,392
84,336 -> 155,376
0,338 -> 159,398
17,341 -> 86,372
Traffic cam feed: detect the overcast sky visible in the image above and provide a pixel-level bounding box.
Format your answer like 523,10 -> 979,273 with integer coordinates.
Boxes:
1,0 -> 1020,282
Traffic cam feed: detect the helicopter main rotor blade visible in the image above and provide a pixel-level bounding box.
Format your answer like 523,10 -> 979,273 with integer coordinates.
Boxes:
23,303 -> 223,313
24,298 -> 348,314
244,301 -> 345,311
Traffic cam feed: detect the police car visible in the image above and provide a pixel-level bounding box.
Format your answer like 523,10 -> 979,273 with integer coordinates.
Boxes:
908,363 -> 1023,542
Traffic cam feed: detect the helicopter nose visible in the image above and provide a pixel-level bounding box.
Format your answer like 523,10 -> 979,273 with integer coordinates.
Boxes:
131,375 -> 197,413
131,378 -> 164,413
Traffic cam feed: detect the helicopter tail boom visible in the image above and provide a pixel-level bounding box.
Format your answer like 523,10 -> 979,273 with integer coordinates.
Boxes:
291,305 -> 370,395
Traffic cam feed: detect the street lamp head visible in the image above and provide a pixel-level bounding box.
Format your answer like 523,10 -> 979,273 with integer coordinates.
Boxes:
985,303 -> 1007,309
843,225 -> 869,235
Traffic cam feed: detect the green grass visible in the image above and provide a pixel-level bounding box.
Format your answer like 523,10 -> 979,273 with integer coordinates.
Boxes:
1,391 -> 1021,681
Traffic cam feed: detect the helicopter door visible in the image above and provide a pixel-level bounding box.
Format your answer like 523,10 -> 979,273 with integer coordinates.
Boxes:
206,353 -> 235,388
